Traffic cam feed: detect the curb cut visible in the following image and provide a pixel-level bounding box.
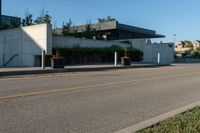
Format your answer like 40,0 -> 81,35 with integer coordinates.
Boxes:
115,100 -> 200,133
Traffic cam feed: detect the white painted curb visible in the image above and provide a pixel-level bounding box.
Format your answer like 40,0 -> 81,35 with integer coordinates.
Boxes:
115,101 -> 200,133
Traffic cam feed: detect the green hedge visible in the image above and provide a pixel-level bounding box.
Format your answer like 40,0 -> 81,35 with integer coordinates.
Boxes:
53,46 -> 143,65
191,50 -> 200,58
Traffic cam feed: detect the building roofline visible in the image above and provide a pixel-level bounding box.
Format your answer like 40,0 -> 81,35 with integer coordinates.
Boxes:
54,21 -> 165,39
117,23 -> 155,35
72,21 -> 165,38
116,22 -> 165,38
1,15 -> 21,19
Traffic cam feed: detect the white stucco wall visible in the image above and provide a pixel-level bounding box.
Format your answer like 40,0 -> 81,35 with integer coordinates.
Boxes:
52,36 -> 174,64
0,24 -> 52,67
143,43 -> 174,64
130,39 -> 146,52
52,35 -> 131,48
113,39 -> 146,51
52,36 -> 146,49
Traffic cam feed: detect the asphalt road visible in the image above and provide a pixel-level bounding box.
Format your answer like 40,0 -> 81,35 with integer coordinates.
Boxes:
1,64 -> 200,133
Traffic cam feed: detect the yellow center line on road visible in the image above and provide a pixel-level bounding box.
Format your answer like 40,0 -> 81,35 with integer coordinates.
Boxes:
0,70 -> 200,101
0,66 -> 185,83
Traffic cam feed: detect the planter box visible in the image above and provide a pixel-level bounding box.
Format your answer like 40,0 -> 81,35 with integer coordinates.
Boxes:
121,57 -> 131,66
51,58 -> 65,69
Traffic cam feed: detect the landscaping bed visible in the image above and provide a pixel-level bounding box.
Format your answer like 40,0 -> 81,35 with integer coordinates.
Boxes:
137,107 -> 200,133
53,46 -> 143,65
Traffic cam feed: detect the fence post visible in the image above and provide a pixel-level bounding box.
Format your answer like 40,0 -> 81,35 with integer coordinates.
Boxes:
114,52 -> 118,66
42,50 -> 45,69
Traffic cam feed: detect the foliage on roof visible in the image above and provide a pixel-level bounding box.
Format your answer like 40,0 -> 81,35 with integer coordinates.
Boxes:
98,16 -> 116,23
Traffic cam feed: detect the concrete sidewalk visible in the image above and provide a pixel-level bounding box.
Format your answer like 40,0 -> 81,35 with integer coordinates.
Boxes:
0,63 -> 169,77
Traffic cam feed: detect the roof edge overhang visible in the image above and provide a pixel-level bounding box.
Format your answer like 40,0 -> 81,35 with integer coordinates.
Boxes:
117,23 -> 165,39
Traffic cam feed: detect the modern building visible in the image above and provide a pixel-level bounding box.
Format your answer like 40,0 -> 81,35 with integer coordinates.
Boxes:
0,24 -> 174,67
1,15 -> 21,29
175,40 -> 200,53
54,21 -> 165,40
192,40 -> 200,51
0,0 -> 21,30
175,41 -> 192,54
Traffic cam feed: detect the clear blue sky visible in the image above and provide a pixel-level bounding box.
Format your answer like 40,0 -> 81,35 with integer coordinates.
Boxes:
3,0 -> 200,42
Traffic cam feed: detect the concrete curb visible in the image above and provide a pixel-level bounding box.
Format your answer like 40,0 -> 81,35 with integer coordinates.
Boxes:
0,64 -> 169,77
115,100 -> 200,133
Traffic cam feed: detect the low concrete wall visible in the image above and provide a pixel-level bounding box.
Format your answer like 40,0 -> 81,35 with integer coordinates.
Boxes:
0,24 -> 52,67
52,35 -> 131,48
175,58 -> 200,63
143,43 -> 174,64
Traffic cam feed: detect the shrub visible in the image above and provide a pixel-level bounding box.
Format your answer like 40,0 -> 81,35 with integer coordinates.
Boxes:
52,46 -> 143,65
192,51 -> 200,58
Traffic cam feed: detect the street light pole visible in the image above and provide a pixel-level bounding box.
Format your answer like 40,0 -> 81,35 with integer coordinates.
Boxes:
173,34 -> 177,44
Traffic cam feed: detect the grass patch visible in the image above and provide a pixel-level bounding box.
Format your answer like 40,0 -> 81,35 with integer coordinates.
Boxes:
137,107 -> 200,133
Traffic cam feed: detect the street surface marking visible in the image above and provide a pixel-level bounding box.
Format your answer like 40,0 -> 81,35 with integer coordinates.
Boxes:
0,70 -> 200,101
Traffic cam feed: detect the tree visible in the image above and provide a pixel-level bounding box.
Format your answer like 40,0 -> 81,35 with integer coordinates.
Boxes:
106,16 -> 116,22
34,16 -> 43,24
95,31 -> 104,40
82,22 -> 96,39
98,18 -> 106,23
34,9 -> 52,24
22,11 -> 33,26
98,16 -> 116,23
43,14 -> 52,24
62,19 -> 73,36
